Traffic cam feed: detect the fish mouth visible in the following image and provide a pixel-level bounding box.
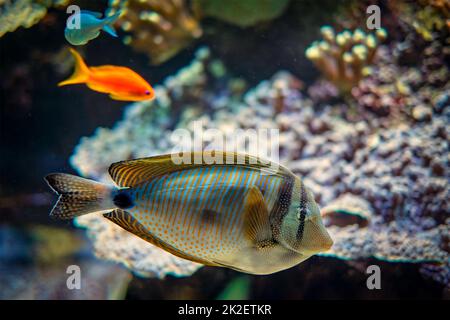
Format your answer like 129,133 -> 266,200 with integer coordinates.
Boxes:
298,216 -> 334,254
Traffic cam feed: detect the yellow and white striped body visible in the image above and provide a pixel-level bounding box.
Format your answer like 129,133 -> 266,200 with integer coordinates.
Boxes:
126,166 -> 303,273
46,152 -> 333,275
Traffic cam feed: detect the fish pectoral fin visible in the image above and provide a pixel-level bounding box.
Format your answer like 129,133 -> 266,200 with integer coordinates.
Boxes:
103,209 -> 217,266
242,186 -> 273,247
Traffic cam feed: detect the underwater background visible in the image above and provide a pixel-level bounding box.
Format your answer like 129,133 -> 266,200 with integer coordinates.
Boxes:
0,0 -> 449,299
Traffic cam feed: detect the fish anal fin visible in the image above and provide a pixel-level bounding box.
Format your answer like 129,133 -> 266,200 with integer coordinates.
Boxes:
109,94 -> 136,101
242,186 -> 274,248
86,81 -> 110,93
103,209 -> 217,266
108,151 -> 292,188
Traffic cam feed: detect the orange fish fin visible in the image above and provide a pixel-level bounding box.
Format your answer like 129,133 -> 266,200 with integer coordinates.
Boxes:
86,81 -> 110,93
58,48 -> 90,87
242,186 -> 274,247
108,151 -> 292,188
103,209 -> 218,266
108,93 -> 135,101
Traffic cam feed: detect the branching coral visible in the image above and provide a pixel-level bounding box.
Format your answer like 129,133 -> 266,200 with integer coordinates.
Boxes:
0,0 -> 69,37
306,26 -> 387,94
107,0 -> 202,65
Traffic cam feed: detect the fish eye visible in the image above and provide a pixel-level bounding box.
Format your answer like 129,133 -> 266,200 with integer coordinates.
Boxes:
297,205 -> 308,220
145,90 -> 151,95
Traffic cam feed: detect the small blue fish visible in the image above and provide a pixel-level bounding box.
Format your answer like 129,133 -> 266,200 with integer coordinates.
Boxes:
65,10 -> 121,46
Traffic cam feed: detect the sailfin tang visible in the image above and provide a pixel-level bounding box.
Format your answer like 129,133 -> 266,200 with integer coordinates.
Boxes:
45,173 -> 114,219
58,48 -> 90,86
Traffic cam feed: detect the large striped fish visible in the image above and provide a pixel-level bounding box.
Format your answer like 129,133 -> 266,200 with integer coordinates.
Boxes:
45,152 -> 333,274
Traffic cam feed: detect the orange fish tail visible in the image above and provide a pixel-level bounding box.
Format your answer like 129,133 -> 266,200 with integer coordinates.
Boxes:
58,48 -> 90,87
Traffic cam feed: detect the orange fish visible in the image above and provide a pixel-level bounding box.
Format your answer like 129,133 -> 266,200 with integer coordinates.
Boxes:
58,48 -> 154,101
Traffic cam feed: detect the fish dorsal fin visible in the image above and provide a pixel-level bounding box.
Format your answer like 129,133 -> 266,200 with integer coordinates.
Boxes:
109,151 -> 291,187
80,10 -> 103,18
242,186 -> 274,248
103,209 -> 217,266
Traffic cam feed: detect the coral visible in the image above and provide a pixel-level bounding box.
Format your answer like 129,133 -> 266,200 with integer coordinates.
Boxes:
192,0 -> 290,28
307,79 -> 339,104
391,0 -> 450,41
321,194 -> 373,228
0,0 -> 69,38
70,46 -> 448,284
306,26 -> 387,94
351,38 -> 449,121
0,260 -> 131,299
107,0 -> 202,65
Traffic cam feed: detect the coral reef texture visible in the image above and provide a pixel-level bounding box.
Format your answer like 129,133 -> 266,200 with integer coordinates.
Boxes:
71,44 -> 449,285
107,0 -> 202,65
0,0 -> 69,37
306,26 -> 387,94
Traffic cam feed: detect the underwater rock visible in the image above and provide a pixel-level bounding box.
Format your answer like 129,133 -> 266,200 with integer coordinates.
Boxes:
321,194 -> 373,228
107,0 -> 202,65
192,0 -> 290,28
324,220 -> 449,263
71,48 -> 449,285
0,0 -> 69,38
306,26 -> 387,94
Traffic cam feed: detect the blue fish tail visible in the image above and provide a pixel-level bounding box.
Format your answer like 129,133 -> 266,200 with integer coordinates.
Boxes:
102,11 -> 121,38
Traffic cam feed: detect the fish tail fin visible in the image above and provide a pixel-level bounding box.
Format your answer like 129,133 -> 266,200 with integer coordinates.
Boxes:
58,48 -> 90,87
102,11 -> 121,37
44,173 -> 116,219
